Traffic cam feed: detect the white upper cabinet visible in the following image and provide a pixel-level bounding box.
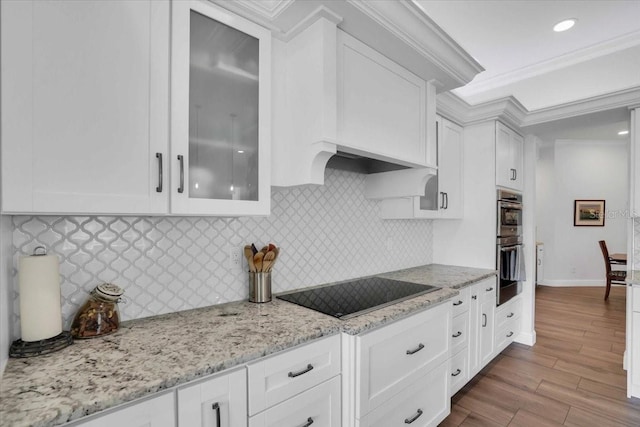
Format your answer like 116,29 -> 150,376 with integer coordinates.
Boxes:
1,0 -> 170,215
495,122 -> 524,191
336,32 -> 434,167
1,0 -> 271,217
171,0 -> 271,216
365,115 -> 463,219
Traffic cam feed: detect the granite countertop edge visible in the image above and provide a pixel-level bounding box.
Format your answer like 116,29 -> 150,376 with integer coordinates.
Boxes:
0,264 -> 496,427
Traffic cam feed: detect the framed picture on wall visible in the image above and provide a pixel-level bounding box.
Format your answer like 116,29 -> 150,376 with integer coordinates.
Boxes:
574,200 -> 605,226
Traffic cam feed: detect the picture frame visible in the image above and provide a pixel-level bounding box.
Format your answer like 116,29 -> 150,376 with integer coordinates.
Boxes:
574,200 -> 605,227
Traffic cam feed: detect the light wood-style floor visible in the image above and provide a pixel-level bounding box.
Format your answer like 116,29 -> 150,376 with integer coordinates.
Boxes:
439,285 -> 640,427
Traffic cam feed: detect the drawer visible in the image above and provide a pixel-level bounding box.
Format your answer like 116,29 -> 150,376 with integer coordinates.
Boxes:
247,334 -> 341,416
633,285 -> 640,312
495,316 -> 521,354
451,287 -> 470,317
357,359 -> 450,427
355,302 -> 451,417
249,376 -> 341,427
496,297 -> 521,329
449,348 -> 468,397
451,312 -> 469,356
481,280 -> 497,302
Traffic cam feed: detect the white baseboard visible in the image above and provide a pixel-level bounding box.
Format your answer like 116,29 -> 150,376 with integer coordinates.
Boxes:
515,330 -> 536,346
538,280 -> 606,287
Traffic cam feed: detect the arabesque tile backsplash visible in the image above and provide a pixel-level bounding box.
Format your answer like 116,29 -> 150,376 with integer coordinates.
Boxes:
11,168 -> 432,335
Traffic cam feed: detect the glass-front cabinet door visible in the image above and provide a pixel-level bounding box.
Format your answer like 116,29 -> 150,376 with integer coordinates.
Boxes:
171,0 -> 271,215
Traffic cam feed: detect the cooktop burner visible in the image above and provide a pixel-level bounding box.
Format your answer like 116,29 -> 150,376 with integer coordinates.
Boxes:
276,277 -> 439,320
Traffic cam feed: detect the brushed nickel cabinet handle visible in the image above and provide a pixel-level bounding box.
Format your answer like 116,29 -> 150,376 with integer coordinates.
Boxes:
444,192 -> 449,209
404,409 -> 423,424
486,287 -> 494,292
507,312 -> 514,318
482,313 -> 487,327
451,369 -> 462,377
299,417 -> 314,427
453,300 -> 463,306
406,343 -> 425,355
177,154 -> 184,193
507,331 -> 514,338
211,402 -> 221,426
440,192 -> 445,209
288,364 -> 314,378
155,153 -> 163,193
452,331 -> 462,338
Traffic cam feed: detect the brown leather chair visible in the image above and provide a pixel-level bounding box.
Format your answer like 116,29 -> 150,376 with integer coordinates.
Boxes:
599,240 -> 627,300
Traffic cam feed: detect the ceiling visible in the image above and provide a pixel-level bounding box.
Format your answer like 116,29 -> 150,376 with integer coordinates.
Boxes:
415,0 -> 640,111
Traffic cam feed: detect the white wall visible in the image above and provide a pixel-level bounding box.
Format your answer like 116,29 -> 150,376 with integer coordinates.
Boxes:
536,139 -> 628,285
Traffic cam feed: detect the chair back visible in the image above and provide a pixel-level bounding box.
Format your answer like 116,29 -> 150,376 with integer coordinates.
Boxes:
599,240 -> 612,274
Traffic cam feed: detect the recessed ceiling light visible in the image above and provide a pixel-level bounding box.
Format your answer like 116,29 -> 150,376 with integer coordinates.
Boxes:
618,130 -> 629,136
237,150 -> 245,153
553,19 -> 576,32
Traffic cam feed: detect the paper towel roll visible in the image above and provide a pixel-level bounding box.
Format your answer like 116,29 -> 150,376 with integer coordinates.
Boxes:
18,250 -> 62,342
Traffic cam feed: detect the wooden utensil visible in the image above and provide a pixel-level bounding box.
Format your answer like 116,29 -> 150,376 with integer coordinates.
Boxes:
254,252 -> 264,272
244,245 -> 255,272
263,251 -> 275,272
260,246 -> 269,254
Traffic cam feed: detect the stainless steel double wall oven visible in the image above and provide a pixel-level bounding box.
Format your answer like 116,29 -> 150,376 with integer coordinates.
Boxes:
496,189 -> 524,306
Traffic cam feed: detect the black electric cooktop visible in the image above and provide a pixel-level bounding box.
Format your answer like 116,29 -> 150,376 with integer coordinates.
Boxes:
276,277 -> 440,320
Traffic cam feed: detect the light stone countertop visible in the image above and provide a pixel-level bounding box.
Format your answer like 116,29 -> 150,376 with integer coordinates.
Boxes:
0,264 -> 496,427
626,270 -> 640,285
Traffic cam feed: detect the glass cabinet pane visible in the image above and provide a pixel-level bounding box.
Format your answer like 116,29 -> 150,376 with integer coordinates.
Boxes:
189,11 -> 259,201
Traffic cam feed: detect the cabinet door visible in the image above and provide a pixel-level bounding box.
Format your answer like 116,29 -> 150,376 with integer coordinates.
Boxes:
495,122 -> 523,191
178,369 -> 247,427
479,297 -> 496,367
511,132 -> 524,191
438,118 -> 464,218
74,393 -> 175,427
468,283 -> 481,377
171,0 -> 271,216
1,0 -> 169,215
338,31 -> 429,167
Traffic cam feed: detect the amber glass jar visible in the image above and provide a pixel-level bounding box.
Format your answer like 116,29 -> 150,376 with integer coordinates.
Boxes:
71,283 -> 124,339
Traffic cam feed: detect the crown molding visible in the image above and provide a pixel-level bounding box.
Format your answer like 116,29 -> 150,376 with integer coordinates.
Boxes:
233,0 -> 294,20
438,86 -> 640,130
347,0 -> 484,87
457,30 -> 640,98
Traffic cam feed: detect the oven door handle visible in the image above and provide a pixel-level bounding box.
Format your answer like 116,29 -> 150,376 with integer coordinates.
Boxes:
499,201 -> 522,210
500,245 -> 523,252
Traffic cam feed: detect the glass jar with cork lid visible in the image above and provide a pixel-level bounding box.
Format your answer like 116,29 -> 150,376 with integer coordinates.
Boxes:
70,283 -> 124,339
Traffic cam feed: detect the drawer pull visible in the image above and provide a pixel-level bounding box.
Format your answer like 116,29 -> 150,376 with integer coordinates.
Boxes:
211,402 -> 221,426
486,287 -> 494,292
288,364 -> 314,378
404,409 -> 423,424
453,300 -> 463,306
482,313 -> 487,327
406,343 -> 425,355
452,331 -> 462,338
451,369 -> 462,377
507,312 -> 514,318
507,331 -> 514,338
299,417 -> 314,427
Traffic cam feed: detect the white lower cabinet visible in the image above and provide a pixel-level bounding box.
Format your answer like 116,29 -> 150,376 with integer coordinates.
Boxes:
247,335 -> 342,426
356,360 -> 450,427
73,393 -> 175,427
249,377 -> 341,427
479,284 -> 497,368
177,368 -> 247,427
494,296 -> 522,354
344,301 -> 452,427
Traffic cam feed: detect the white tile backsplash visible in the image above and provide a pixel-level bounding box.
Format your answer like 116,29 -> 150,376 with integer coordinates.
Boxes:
11,168 -> 432,336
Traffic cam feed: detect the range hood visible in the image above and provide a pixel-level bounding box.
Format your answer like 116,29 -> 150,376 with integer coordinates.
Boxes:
325,151 -> 410,174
